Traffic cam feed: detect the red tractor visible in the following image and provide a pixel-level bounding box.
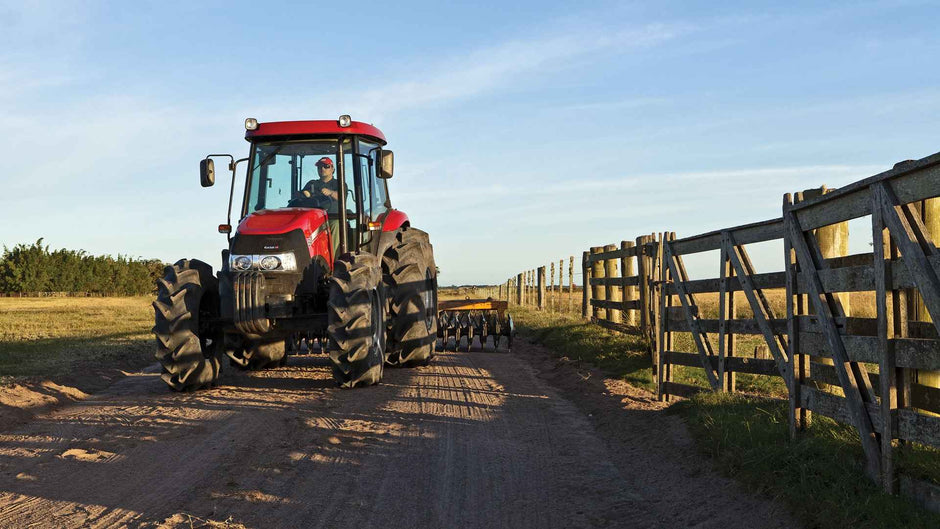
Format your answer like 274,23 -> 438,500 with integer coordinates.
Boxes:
153,116 -> 438,390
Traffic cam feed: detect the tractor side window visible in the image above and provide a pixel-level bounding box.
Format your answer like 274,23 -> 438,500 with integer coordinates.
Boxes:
358,155 -> 373,220
360,140 -> 387,217
357,152 -> 374,247
249,149 -> 293,212
341,147 -> 357,246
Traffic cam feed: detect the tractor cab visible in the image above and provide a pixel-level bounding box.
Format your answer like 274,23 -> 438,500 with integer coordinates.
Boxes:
201,116 -> 396,266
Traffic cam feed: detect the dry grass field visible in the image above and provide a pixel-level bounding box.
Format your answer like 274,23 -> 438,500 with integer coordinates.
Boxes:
0,296 -> 154,380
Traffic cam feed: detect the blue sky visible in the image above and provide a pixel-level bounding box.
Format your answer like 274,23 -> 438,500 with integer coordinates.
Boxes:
1,0 -> 939,285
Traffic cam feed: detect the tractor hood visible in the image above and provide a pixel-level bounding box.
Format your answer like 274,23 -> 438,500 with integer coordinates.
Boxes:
237,208 -> 328,237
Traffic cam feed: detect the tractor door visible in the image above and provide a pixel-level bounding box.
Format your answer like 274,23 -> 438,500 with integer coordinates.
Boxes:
355,138 -> 386,252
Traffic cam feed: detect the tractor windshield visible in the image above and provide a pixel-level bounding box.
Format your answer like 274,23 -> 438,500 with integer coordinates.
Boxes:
245,138 -> 353,215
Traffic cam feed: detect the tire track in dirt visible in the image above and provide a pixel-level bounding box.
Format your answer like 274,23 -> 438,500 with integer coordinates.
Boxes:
0,340 -> 798,528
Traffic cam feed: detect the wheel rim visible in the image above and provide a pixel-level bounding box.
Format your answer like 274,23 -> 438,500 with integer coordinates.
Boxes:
423,269 -> 435,332
371,289 -> 385,362
197,291 -> 220,358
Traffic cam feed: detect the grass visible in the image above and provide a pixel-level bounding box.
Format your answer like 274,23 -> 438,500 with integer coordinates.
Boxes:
513,305 -> 656,391
678,392 -> 940,529
509,302 -> 940,529
0,296 -> 155,379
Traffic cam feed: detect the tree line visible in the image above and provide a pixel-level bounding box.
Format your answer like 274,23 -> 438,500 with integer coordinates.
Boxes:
0,239 -> 165,296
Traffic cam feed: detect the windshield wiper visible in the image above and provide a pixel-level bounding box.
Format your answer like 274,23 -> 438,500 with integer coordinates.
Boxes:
255,145 -> 286,169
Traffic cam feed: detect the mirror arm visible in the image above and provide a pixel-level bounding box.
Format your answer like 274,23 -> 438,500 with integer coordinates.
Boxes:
226,157 -> 249,243
206,154 -> 235,167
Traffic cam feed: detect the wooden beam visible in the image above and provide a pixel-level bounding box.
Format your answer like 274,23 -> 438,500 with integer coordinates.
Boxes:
724,232 -> 790,380
665,243 -> 720,389
581,251 -> 590,319
718,237 -> 733,391
786,210 -> 882,480
877,182 -> 940,338
873,186 -> 898,493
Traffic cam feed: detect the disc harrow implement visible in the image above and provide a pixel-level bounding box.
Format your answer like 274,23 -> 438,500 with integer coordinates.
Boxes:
437,298 -> 514,352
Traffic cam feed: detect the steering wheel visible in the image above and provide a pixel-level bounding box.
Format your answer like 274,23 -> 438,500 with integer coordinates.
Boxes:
288,192 -> 334,209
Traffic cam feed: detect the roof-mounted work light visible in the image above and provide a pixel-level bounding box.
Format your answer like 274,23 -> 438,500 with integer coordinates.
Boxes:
245,118 -> 258,130
338,114 -> 352,127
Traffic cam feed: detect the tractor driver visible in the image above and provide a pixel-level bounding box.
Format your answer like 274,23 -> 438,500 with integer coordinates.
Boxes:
298,157 -> 342,254
299,157 -> 340,209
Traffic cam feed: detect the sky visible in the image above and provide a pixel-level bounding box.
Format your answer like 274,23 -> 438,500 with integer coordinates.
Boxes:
1,0 -> 939,285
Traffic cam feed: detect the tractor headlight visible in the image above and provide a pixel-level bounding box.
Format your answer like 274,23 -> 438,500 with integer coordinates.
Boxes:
229,252 -> 297,272
271,252 -> 297,271
233,255 -> 252,271
338,114 -> 351,127
245,117 -> 258,130
260,255 -> 281,270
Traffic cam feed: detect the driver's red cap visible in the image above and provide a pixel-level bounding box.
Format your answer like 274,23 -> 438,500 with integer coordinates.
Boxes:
316,157 -> 334,167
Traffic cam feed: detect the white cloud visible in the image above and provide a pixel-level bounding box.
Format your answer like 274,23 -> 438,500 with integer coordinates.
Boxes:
264,22 -> 692,122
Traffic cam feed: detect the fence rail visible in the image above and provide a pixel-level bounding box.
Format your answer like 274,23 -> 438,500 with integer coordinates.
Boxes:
502,151 -> 940,510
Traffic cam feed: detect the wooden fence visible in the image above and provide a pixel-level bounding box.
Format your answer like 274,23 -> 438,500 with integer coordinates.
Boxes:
503,151 -> 940,507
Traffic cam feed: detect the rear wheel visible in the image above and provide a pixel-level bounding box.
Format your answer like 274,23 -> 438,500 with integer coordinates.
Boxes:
153,259 -> 222,391
328,253 -> 386,388
383,228 -> 438,366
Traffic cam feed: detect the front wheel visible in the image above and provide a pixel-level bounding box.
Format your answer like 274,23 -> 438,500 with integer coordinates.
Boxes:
152,259 -> 222,391
328,253 -> 386,388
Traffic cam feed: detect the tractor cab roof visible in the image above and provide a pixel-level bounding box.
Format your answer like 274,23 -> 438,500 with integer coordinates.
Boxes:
245,119 -> 387,145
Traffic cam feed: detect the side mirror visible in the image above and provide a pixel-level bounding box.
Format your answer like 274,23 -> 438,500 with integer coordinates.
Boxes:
378,150 -> 394,179
200,158 -> 215,187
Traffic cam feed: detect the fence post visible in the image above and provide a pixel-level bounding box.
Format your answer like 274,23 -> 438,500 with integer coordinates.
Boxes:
787,193 -> 811,436
525,270 -> 530,306
529,270 -> 535,306
657,233 -> 676,401
909,198 -> 940,407
603,244 -> 620,324
537,266 -> 546,310
636,235 -> 650,338
530,269 -> 535,306
516,273 -> 523,305
591,246 -> 606,320
550,261 -> 555,312
525,270 -> 529,306
621,240 -> 636,326
719,232 -> 736,393
581,251 -> 590,319
652,233 -> 663,376
569,255 -> 575,314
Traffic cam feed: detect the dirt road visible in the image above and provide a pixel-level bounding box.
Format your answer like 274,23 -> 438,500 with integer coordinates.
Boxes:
0,341 -> 798,528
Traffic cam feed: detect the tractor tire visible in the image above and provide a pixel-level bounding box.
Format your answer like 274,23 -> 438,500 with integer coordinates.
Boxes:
153,259 -> 222,391
328,253 -> 386,388
383,227 -> 438,366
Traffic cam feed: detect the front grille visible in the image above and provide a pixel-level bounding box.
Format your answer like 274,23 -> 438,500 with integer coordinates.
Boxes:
233,271 -> 271,335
